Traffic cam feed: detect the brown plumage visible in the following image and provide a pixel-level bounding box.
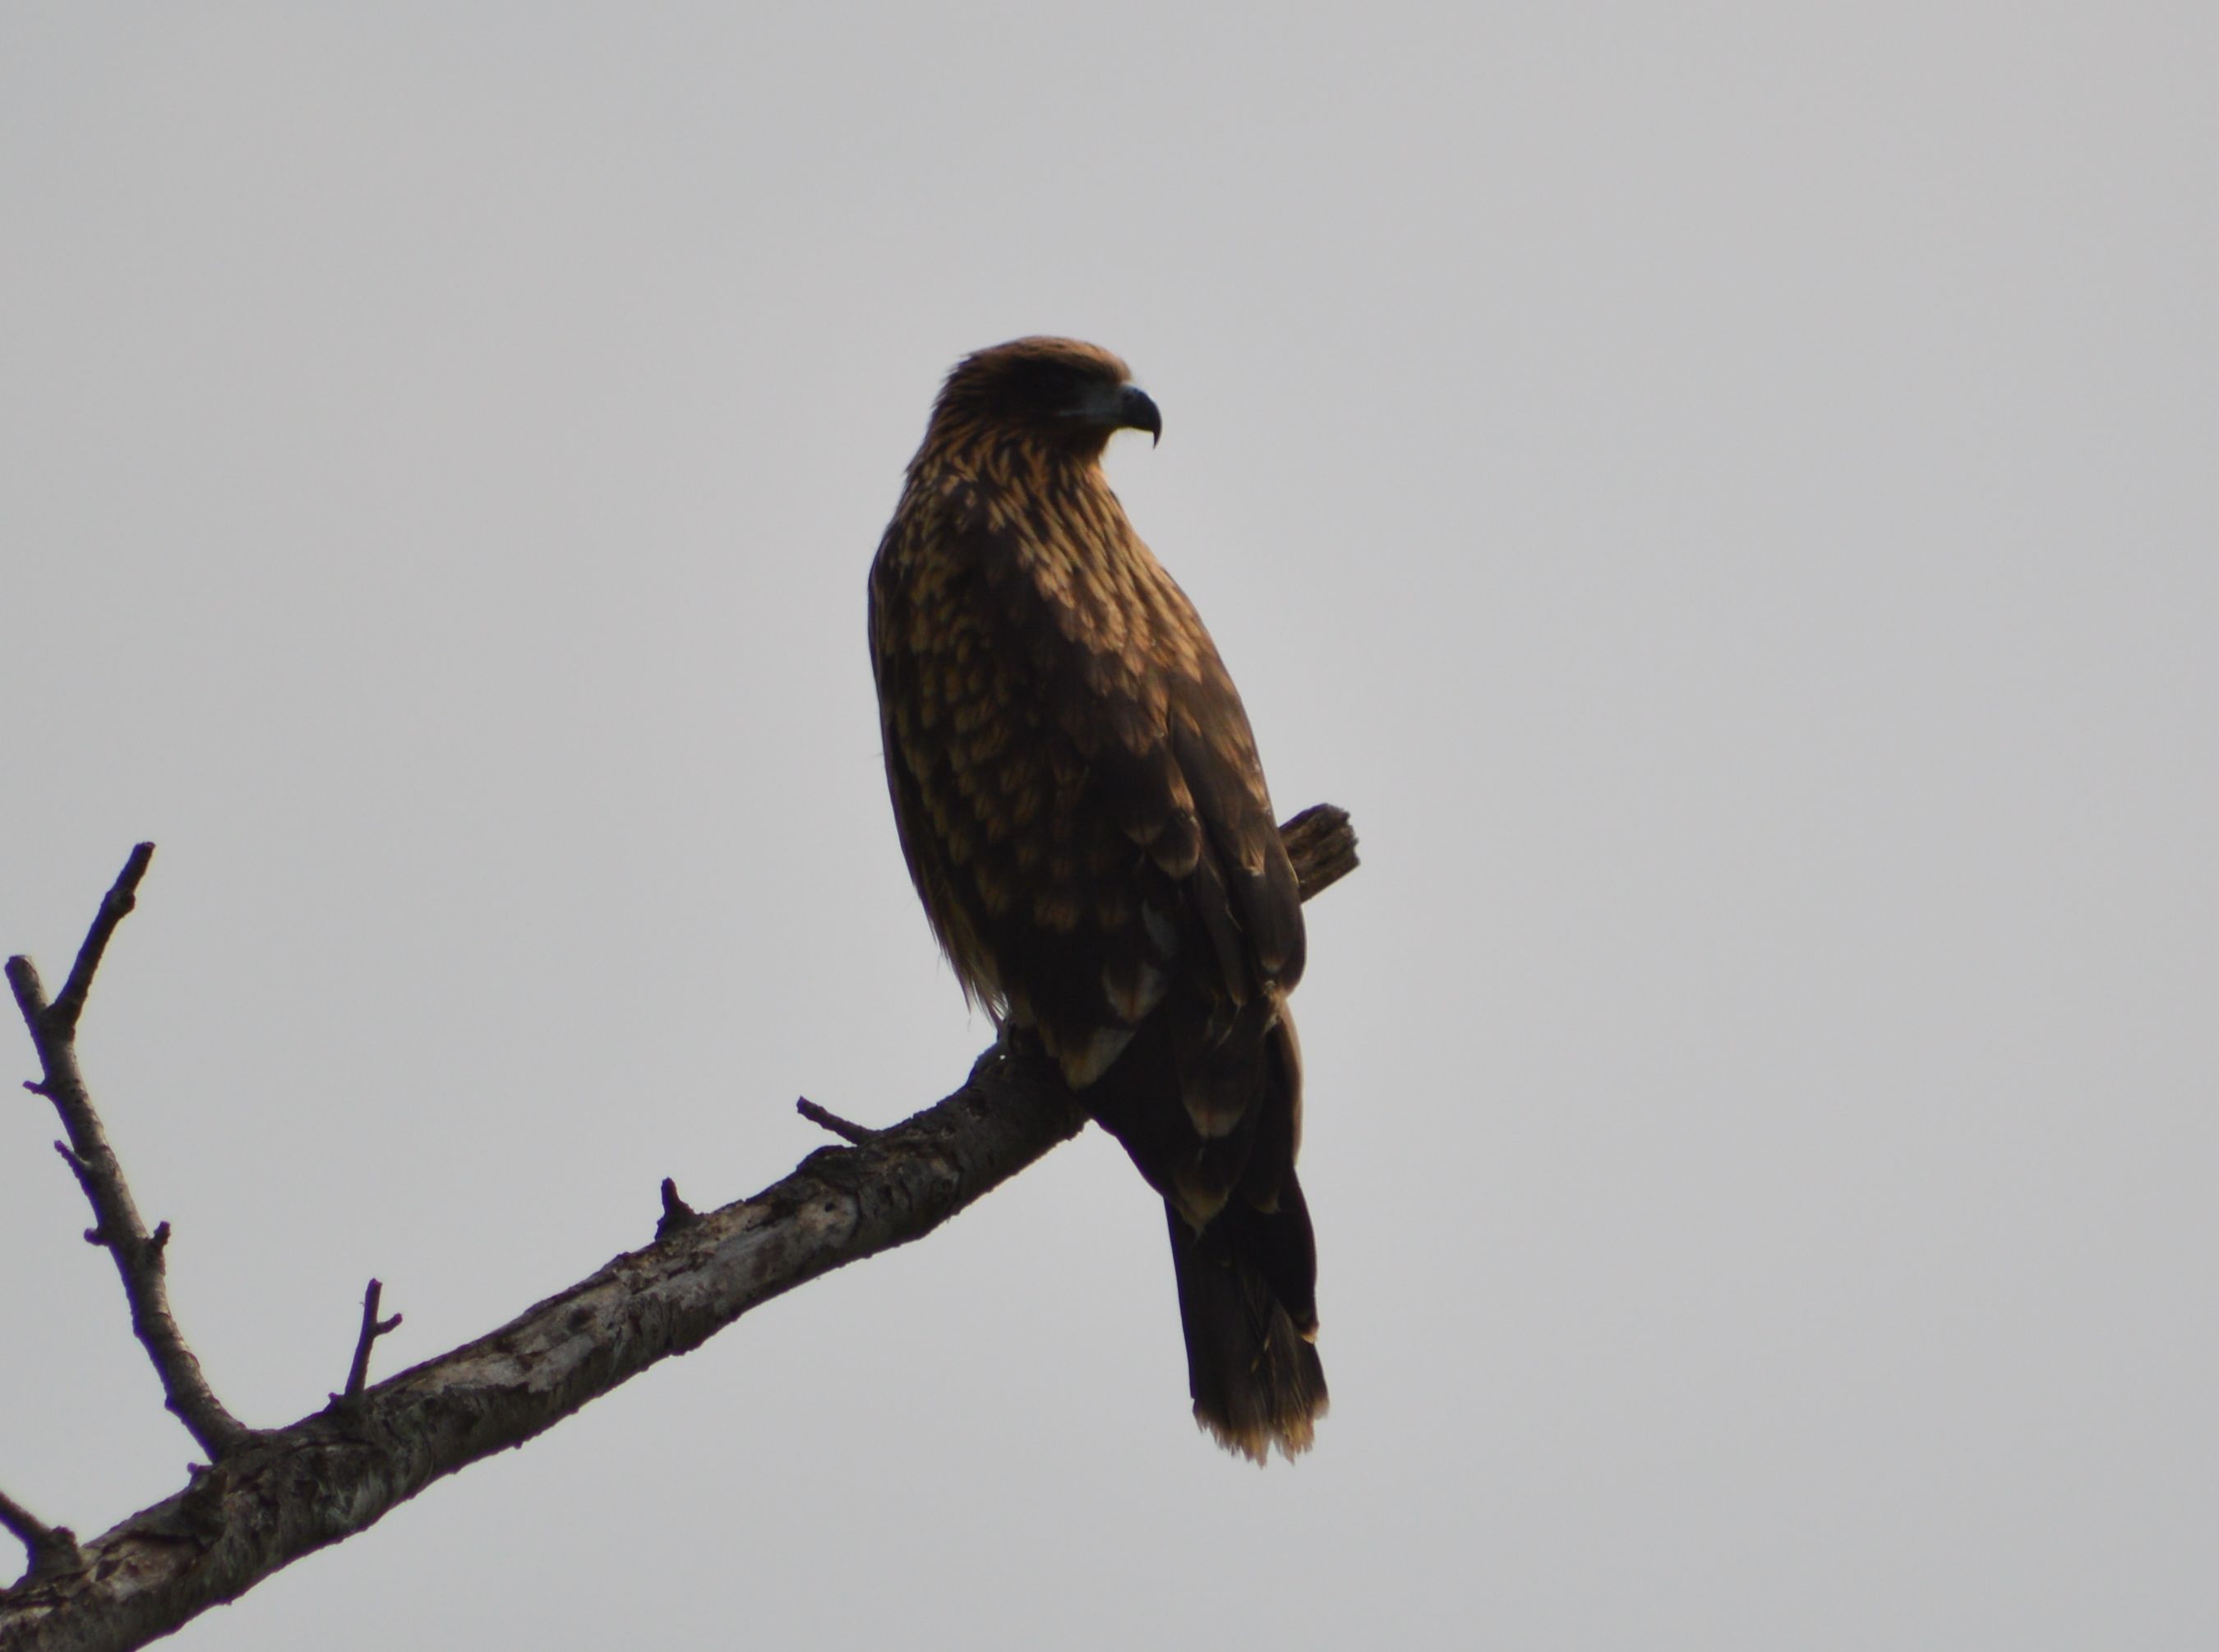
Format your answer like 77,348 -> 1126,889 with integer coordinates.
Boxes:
868,337 -> 1326,1460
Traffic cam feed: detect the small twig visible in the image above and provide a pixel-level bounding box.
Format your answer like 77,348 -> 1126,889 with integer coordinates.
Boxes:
0,1485 -> 81,1588
656,1177 -> 699,1239
6,845 -> 252,1461
340,1279 -> 404,1401
796,1096 -> 881,1145
52,1137 -> 96,1198
44,842 -> 155,1036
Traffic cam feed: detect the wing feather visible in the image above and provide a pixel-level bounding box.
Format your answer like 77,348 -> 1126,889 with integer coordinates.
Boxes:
871,469 -> 1301,1129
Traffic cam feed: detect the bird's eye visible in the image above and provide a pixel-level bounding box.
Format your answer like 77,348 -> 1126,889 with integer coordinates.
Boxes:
1013,362 -> 1093,414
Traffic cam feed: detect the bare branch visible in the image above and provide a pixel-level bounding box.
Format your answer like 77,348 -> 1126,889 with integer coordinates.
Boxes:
7,850 -> 252,1464
1,808 -> 1357,1650
655,1179 -> 699,1239
339,1281 -> 403,1402
0,1491 -> 80,1591
795,1096 -> 881,1144
44,845 -> 154,1038
0,1045 -> 1090,1650
1280,804 -> 1359,902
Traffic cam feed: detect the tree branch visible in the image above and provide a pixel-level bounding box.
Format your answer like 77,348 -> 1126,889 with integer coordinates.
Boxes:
44,844 -> 154,1039
339,1281 -> 403,1402
1,807 -> 1356,1651
0,1493 -> 78,1591
655,1178 -> 699,1239
796,1096 -> 883,1144
5,848 -> 251,1465
1280,804 -> 1359,902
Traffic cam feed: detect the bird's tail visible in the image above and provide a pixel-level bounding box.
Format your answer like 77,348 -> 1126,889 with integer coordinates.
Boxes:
1164,1186 -> 1328,1463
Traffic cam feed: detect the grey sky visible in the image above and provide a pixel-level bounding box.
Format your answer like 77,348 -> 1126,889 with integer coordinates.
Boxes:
4,4 -> 2214,1647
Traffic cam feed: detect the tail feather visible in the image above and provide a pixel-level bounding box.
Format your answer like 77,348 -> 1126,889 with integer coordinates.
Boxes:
1077,1004 -> 1326,1460
1165,1197 -> 1328,1463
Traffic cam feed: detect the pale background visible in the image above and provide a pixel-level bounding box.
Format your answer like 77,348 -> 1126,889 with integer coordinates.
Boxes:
3,5 -> 2214,1648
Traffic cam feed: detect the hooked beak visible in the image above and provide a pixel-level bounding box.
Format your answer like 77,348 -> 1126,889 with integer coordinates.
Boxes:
1062,376 -> 1164,448
1118,385 -> 1163,447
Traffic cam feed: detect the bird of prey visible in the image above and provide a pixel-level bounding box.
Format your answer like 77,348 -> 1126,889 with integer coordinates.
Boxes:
868,337 -> 1325,1461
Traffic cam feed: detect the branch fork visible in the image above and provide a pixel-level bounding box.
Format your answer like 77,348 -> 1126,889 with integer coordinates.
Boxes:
4,806 -> 1359,1644
338,1280 -> 404,1403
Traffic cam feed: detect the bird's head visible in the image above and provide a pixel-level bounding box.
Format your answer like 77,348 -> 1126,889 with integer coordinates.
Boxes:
926,336 -> 1162,460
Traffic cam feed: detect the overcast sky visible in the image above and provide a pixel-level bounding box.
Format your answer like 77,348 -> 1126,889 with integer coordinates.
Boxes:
4,5 -> 2215,1648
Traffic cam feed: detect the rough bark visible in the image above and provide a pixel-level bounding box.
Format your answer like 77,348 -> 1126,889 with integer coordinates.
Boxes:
1,806 -> 1356,1652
